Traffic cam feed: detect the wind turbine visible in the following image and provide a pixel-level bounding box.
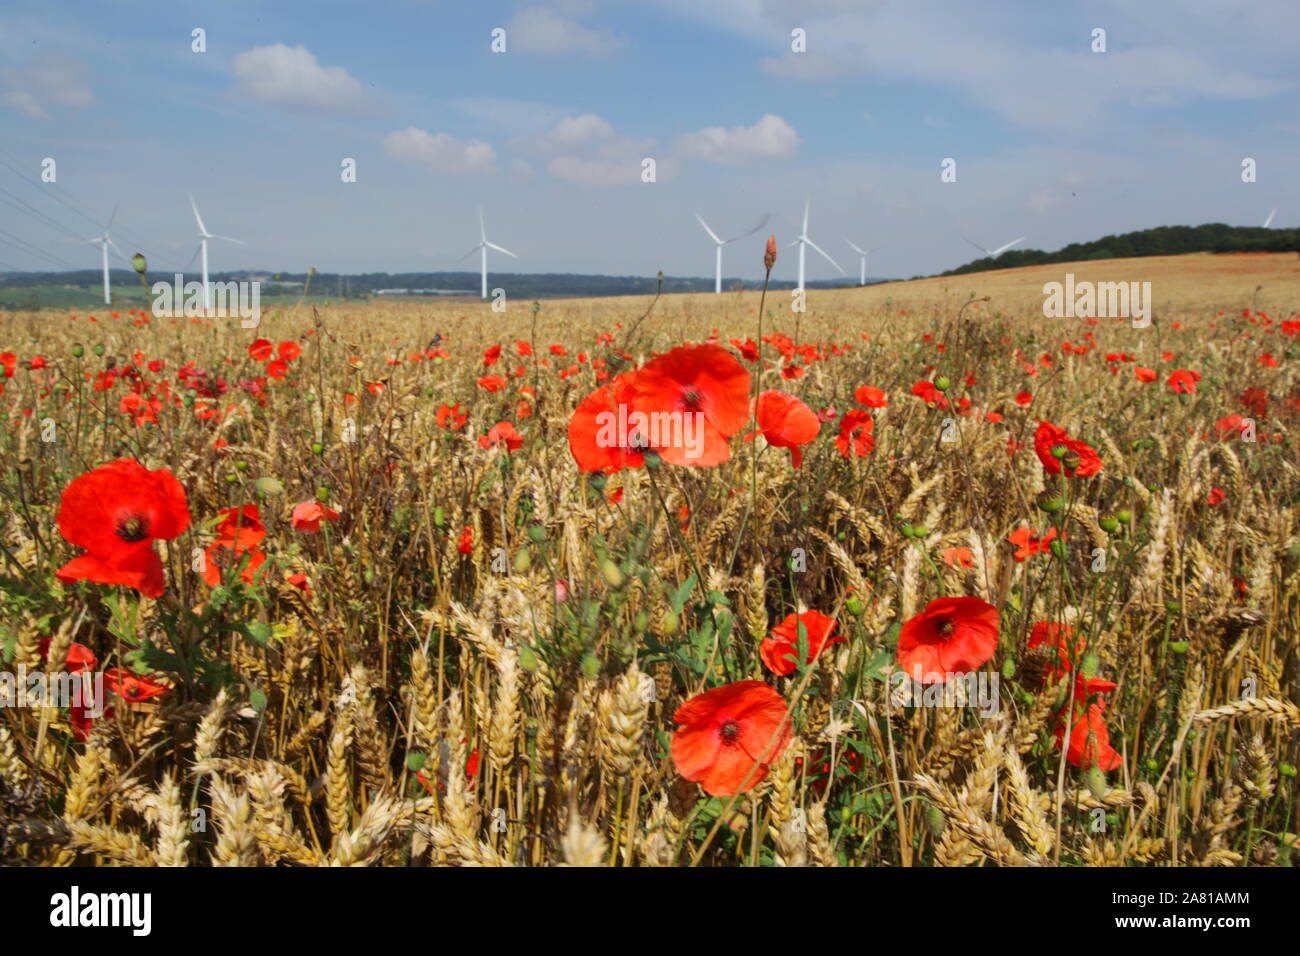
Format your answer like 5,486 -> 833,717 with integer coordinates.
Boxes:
844,239 -> 877,286
1263,208 -> 1277,228
87,206 -> 128,305
695,213 -> 770,293
461,207 -> 517,300
788,199 -> 845,293
187,194 -> 245,311
963,235 -> 1025,258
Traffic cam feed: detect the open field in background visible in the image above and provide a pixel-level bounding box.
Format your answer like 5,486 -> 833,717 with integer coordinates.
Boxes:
0,252 -> 1298,867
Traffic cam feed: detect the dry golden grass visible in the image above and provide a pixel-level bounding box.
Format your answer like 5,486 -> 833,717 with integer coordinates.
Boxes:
0,252 -> 1297,866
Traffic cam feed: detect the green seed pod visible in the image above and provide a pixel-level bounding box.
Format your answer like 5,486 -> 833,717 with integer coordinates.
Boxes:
433,506 -> 446,528
925,804 -> 945,838
1164,600 -> 1181,613
1278,762 -> 1296,778
1168,640 -> 1189,654
92,343 -> 106,357
900,522 -> 915,538
1115,508 -> 1133,524
845,593 -> 865,616
70,343 -> 84,358
513,547 -> 532,573
311,442 -> 324,456
1098,513 -> 1120,534
131,253 -> 147,275
527,524 -> 545,543
518,643 -> 539,673
1001,657 -> 1015,680
1036,489 -> 1065,513
933,375 -> 951,391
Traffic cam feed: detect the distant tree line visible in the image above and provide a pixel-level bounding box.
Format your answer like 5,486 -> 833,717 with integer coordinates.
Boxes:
937,223 -> 1299,277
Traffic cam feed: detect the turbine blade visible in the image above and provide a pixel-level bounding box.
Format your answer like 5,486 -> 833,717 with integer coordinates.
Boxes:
801,199 -> 810,236
845,239 -> 866,255
695,214 -> 722,245
479,207 -> 486,243
991,237 -> 1024,256
189,194 -> 209,236
804,237 -> 844,274
485,241 -> 517,258
962,236 -> 991,256
457,244 -> 483,263
1264,208 -> 1276,228
723,212 -> 770,243
210,235 -> 247,245
185,243 -> 202,270
106,237 -> 131,264
106,203 -> 118,232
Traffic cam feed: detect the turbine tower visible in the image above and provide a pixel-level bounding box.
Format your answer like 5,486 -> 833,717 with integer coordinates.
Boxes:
963,235 -> 1025,258
695,213 -> 770,293
461,207 -> 517,300
87,206 -> 127,305
188,194 -> 245,311
844,239 -> 877,287
788,199 -> 844,293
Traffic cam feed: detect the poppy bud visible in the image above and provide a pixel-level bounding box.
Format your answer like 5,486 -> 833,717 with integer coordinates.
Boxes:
1164,599 -> 1181,613
925,804 -> 945,838
1098,513 -> 1120,534
254,477 -> 284,496
518,642 -> 538,672
599,558 -> 625,589
1279,763 -> 1297,778
1115,508 -> 1133,524
845,592 -> 864,616
1168,640 -> 1189,654
933,375 -> 951,392
911,523 -> 928,537
513,547 -> 532,572
900,522 -> 915,538
93,343 -> 105,356
764,234 -> 777,271
131,253 -> 147,275
311,442 -> 324,456
71,343 -> 84,358
527,524 -> 545,543
1086,766 -> 1108,800
433,506 -> 445,528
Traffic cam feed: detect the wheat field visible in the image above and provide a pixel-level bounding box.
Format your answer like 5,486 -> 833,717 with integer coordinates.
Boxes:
1,252 -> 1297,867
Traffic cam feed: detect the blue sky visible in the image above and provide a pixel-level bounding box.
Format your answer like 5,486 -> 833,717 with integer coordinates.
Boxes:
1,0 -> 1296,281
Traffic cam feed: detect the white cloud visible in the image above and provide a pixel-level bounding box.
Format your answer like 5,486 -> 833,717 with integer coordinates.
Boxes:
0,54 -> 93,119
675,114 -> 800,164
506,5 -> 625,56
511,113 -> 659,187
383,127 -> 497,174
231,44 -> 370,114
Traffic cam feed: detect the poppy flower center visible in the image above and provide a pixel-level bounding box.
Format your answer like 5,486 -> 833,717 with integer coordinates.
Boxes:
937,617 -> 955,637
681,387 -> 703,412
115,512 -> 151,543
719,720 -> 741,745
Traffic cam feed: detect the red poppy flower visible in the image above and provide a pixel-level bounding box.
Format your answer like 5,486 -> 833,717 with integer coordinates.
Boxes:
1207,487 -> 1225,506
911,380 -> 949,408
1007,525 -> 1065,562
1057,699 -> 1123,772
1033,422 -> 1102,477
619,344 -> 750,467
437,402 -> 468,430
202,541 -> 266,587
854,385 -> 887,408
568,375 -> 646,473
291,501 -> 340,533
277,341 -> 302,362
248,339 -> 273,361
753,390 -> 819,468
206,507 -> 263,557
1135,366 -> 1157,383
896,596 -> 999,683
940,546 -> 976,569
457,526 -> 473,555
287,572 -> 312,596
56,459 -> 191,599
1015,391 -> 1033,406
483,344 -> 502,366
761,610 -> 842,676
1167,369 -> 1201,395
729,337 -> 760,362
671,681 -> 791,796
478,421 -> 523,452
834,409 -> 875,458
1027,622 -> 1085,684
104,668 -> 169,703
